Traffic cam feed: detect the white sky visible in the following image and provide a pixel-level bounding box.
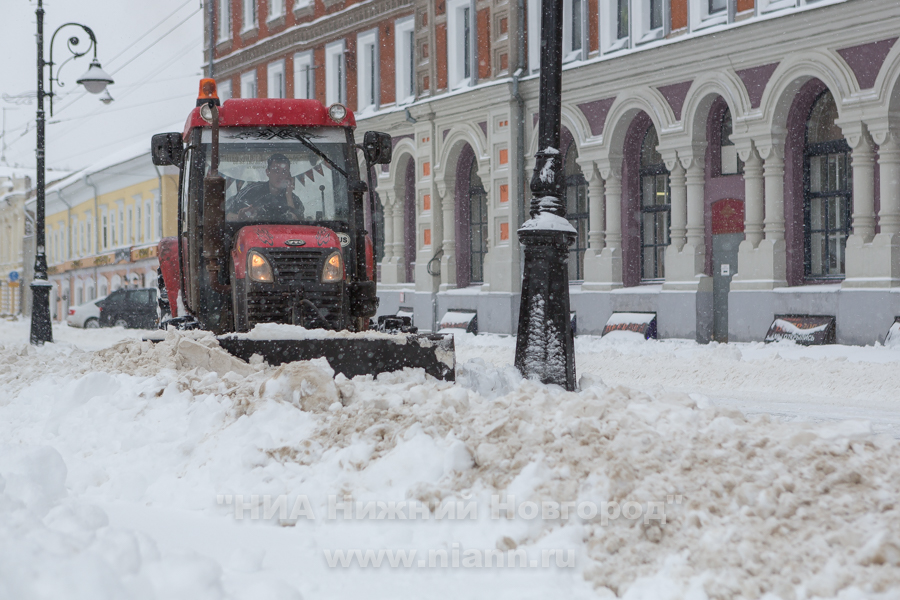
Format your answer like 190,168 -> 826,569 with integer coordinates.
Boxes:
1,0 -> 205,172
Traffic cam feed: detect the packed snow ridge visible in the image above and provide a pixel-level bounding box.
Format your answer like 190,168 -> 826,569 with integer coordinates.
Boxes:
1,328 -> 900,599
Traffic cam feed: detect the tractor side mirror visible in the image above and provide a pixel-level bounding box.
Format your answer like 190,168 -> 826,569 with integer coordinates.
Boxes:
151,132 -> 184,167
362,131 -> 392,165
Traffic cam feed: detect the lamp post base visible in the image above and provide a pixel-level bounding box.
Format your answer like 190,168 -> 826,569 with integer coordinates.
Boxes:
30,280 -> 53,345
514,227 -> 576,390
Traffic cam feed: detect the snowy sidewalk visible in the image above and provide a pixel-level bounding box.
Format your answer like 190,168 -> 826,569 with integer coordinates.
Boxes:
1,320 -> 900,599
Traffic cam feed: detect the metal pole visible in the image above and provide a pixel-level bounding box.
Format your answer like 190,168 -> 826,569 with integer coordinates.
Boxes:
513,0 -> 576,390
30,0 -> 53,344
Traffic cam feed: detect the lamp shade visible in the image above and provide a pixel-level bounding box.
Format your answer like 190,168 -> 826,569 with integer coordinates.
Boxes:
76,58 -> 114,94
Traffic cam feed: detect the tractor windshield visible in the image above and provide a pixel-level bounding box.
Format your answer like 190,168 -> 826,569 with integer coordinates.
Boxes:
200,127 -> 351,225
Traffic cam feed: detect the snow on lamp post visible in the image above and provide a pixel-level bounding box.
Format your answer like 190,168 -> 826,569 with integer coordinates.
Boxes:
513,0 -> 577,390
30,0 -> 113,345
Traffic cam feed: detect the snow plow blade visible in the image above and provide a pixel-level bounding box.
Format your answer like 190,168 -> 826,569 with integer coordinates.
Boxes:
216,333 -> 456,381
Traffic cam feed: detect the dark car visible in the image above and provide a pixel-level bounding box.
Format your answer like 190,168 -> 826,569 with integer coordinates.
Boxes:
97,288 -> 159,329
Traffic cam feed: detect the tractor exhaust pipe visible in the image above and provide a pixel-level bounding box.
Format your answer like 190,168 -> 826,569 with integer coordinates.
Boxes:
201,100 -> 229,294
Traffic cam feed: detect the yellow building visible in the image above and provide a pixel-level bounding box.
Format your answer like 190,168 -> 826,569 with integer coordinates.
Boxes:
27,141 -> 179,320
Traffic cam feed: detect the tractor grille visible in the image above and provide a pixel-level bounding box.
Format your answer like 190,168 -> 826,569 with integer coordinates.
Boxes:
246,288 -> 343,328
267,249 -> 328,280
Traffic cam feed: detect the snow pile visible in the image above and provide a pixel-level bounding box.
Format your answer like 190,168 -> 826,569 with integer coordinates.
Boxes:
2,328 -> 900,599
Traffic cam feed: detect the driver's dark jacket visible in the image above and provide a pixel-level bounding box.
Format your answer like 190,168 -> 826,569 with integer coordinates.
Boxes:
226,182 -> 305,219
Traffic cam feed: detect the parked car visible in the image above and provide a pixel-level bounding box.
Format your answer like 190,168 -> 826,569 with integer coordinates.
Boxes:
66,296 -> 107,328
97,288 -> 159,329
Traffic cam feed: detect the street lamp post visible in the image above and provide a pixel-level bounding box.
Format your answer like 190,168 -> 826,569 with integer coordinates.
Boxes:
31,0 -> 113,345
513,0 -> 577,390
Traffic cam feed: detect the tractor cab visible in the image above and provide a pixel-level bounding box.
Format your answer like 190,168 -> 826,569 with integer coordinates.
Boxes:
152,79 -> 390,335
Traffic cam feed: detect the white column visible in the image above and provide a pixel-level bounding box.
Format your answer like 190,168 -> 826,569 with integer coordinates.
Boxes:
668,162 -> 687,251
685,159 -> 705,250
582,161 -> 605,285
763,151 -> 785,241
439,185 -> 457,290
604,174 -> 622,250
849,129 -> 876,242
381,192 -> 395,264
843,126 -> 900,287
392,194 -> 406,272
878,136 -> 900,236
732,138 -> 787,290
742,146 -> 765,247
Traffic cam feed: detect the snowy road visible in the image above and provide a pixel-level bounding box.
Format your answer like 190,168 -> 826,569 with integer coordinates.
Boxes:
2,319 -> 900,599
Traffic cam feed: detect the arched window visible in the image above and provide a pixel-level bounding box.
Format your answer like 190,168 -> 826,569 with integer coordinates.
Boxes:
720,106 -> 743,176
639,126 -> 669,281
468,162 -> 488,284
804,90 -> 850,279
564,145 -> 588,280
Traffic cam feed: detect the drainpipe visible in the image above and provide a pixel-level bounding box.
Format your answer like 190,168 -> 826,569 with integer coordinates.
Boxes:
84,173 -> 101,299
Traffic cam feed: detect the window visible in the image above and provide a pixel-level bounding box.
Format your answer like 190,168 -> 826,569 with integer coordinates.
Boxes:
268,0 -> 284,20
395,17 -> 415,104
325,41 -> 346,105
691,0 -> 729,30
293,51 -> 314,100
242,0 -> 257,31
217,0 -> 231,42
102,210 -> 108,249
267,60 -> 285,98
86,218 -> 92,255
136,203 -> 142,243
617,0 -> 629,39
118,206 -> 124,247
240,70 -> 257,98
127,206 -> 133,245
356,30 -> 379,113
79,221 -> 85,256
599,0 -> 631,53
719,106 -> 743,176
218,80 -> 233,101
145,200 -> 152,241
639,126 -> 669,281
468,161 -> 488,284
804,90 -> 851,279
448,0 -> 474,88
564,145 -> 589,281
562,0 -> 586,61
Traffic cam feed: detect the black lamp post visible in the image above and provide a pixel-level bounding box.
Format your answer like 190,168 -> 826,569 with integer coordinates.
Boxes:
30,0 -> 113,345
513,0 -> 576,390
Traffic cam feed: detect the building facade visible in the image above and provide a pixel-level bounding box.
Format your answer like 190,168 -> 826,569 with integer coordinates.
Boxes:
208,0 -> 900,344
27,147 -> 179,320
0,172 -> 33,315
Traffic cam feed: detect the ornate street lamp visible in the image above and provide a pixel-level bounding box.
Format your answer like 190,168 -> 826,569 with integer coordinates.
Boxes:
514,0 -> 577,389
30,0 -> 113,345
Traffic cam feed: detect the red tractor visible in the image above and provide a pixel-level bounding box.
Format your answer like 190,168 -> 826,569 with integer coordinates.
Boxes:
150,79 -> 454,380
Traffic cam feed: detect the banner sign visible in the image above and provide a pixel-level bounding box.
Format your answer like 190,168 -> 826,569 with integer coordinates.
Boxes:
765,314 -> 836,345
602,312 -> 657,340
439,310 -> 478,334
884,317 -> 900,348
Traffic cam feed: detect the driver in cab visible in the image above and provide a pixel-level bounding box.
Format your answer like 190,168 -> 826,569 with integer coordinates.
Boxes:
226,153 -> 305,221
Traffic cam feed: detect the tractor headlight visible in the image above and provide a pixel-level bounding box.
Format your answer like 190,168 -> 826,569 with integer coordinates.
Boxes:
248,251 -> 274,282
322,251 -> 343,282
328,103 -> 347,123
